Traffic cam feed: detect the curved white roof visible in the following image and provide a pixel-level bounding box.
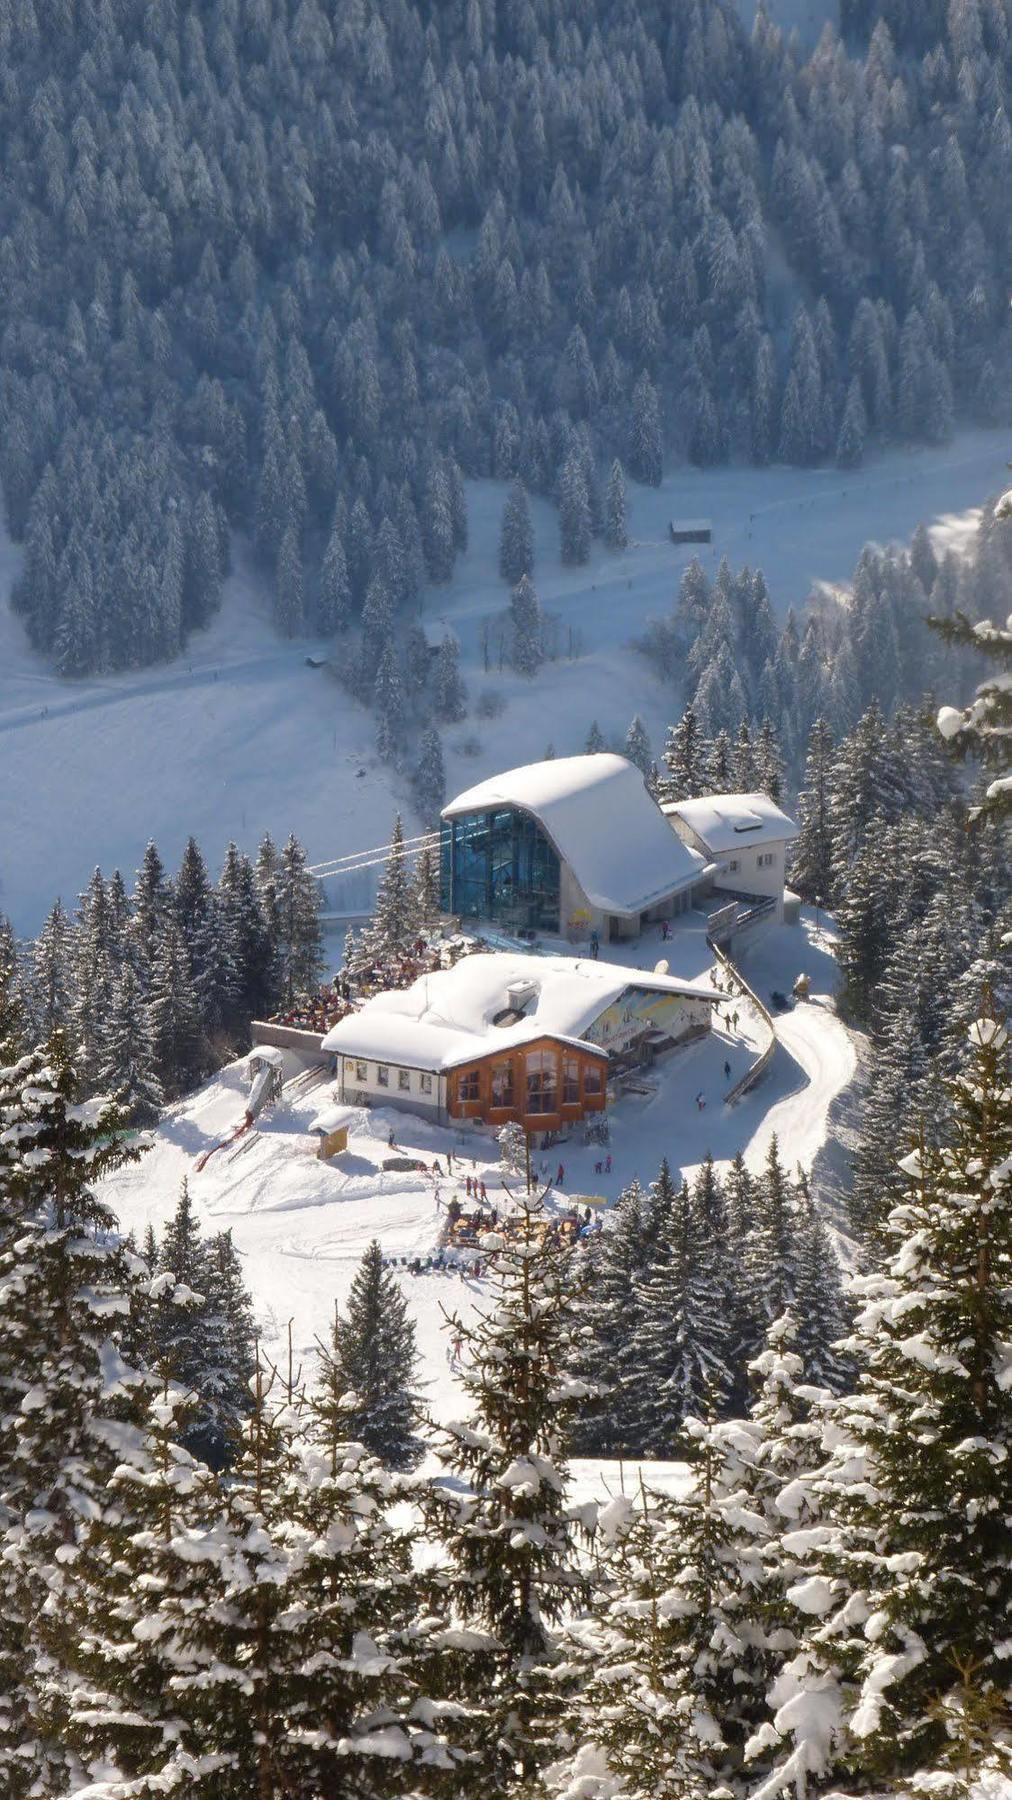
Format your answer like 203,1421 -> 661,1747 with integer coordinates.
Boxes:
321,951 -> 717,1073
663,793 -> 799,854
442,754 -> 705,918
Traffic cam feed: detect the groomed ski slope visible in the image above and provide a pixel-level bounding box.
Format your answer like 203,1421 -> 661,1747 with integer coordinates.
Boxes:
100,910 -> 858,1451
0,429 -> 1002,933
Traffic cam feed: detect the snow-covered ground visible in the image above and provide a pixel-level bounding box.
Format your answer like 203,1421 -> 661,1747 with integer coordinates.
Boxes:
0,430 -> 1003,934
100,909 -> 858,1427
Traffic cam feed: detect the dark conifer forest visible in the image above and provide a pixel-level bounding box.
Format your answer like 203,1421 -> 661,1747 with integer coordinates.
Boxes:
1,0 -> 1008,674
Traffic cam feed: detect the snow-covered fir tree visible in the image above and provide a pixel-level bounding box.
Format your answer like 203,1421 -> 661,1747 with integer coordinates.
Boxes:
603,458 -> 628,550
434,632 -> 468,722
756,1001 -> 1012,1798
353,814 -> 419,970
414,725 -> 447,821
633,1161 -> 733,1451
623,714 -> 651,774
0,1033 -> 148,1795
32,900 -> 72,1040
499,479 -> 534,585
318,1239 -> 421,1469
0,916 -> 27,1060
275,832 -> 324,1004
509,573 -> 543,678
658,705 -> 709,802
544,1410 -> 771,1800
148,915 -> 207,1100
423,1191 -> 595,1789
791,717 -> 836,904
97,962 -> 163,1125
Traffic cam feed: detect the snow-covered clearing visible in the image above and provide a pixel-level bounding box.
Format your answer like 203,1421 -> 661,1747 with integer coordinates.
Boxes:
100,908 -> 858,1429
0,430 -> 1003,934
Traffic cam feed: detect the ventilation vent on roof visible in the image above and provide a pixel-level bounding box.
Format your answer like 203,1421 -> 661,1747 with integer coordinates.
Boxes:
732,819 -> 763,833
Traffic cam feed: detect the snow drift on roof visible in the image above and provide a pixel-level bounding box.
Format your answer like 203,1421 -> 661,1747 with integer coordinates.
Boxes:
663,792 -> 799,854
321,951 -> 718,1073
442,754 -> 705,917
309,1104 -> 358,1134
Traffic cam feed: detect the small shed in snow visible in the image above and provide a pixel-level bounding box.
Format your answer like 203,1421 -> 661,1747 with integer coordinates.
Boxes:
669,519 -> 712,545
309,1103 -> 357,1161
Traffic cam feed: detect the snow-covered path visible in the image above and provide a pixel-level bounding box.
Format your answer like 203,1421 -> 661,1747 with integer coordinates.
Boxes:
734,921 -> 858,1177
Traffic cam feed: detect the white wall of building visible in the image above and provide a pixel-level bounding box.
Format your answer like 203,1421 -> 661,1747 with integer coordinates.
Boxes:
338,1054 -> 447,1121
671,824 -> 789,920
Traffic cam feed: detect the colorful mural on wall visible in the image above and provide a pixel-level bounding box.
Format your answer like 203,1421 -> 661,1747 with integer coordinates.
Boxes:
583,987 -> 699,1056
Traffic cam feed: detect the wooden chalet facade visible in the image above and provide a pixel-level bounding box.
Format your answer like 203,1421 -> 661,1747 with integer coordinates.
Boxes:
445,1033 -> 608,1132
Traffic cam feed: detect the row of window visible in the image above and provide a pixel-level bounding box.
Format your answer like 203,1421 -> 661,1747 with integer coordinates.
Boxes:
456,1050 -> 604,1115
726,851 -> 778,873
352,1060 -> 434,1096
347,1051 -> 605,1115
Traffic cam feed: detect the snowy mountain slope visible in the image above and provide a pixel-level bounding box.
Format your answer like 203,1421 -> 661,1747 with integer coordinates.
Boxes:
100,910 -> 858,1421
0,428 -> 1000,933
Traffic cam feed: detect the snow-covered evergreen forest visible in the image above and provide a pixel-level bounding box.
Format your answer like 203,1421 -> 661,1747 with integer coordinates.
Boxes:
1,0 -> 1011,1790
1,0 -> 1009,685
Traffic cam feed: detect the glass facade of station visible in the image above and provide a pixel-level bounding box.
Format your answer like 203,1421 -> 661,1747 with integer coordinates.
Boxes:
440,807 -> 561,933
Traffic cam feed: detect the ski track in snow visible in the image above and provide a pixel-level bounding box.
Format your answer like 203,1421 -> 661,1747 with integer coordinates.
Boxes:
0,428 -> 1004,933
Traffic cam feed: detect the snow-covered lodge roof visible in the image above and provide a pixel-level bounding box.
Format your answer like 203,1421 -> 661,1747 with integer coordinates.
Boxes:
662,793 -> 799,855
442,754 -> 706,918
321,951 -> 718,1074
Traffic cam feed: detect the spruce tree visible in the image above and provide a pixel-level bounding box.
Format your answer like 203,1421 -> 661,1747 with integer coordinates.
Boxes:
200,1229 -> 257,1466
149,916 -> 206,1100
412,842 -> 442,928
499,479 -> 534,584
733,717 -> 756,790
558,452 -> 591,565
791,717 -> 835,904
546,1412 -> 771,1800
132,840 -> 170,971
423,1193 -> 594,1788
356,814 -> 418,966
32,900 -> 72,1039
320,1240 -> 421,1469
413,725 -> 446,821
275,832 -> 324,1004
707,727 -> 734,793
0,915 -> 26,1059
603,458 -> 628,549
755,716 -> 785,803
0,1034 -> 147,1796
434,632 -> 467,721
659,706 -> 709,802
43,1378 -> 221,1787
759,1000 -> 1012,1797
623,714 -> 651,774
98,963 -> 163,1125
584,719 -> 606,754
318,515 -> 352,633
568,1178 -> 655,1457
509,574 -> 543,677
635,1164 -> 733,1451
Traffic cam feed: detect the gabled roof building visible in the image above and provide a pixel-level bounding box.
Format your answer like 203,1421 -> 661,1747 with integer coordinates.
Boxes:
663,792 -> 799,924
321,951 -> 718,1133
